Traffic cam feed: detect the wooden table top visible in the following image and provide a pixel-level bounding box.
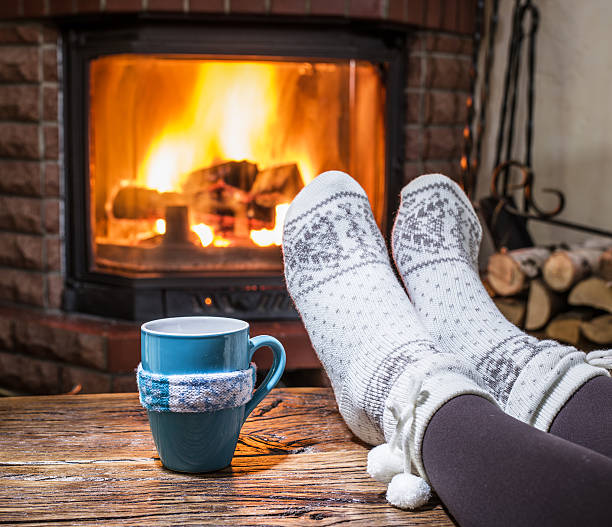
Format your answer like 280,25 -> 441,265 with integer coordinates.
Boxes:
0,388 -> 454,526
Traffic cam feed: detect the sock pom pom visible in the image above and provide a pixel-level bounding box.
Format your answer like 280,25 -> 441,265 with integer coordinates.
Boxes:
386,472 -> 431,510
367,444 -> 404,483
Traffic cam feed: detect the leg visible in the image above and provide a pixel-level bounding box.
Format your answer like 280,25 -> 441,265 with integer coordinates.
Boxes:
423,394 -> 612,527
282,171 -> 495,508
392,173 -> 610,431
550,375 -> 612,458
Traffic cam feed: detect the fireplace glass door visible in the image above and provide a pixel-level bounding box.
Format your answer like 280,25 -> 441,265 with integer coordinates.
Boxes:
89,55 -> 386,274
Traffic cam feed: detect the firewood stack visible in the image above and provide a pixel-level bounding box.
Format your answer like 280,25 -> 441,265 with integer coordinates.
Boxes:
487,243 -> 612,348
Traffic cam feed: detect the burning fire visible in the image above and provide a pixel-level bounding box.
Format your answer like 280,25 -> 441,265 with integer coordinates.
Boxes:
154,218 -> 166,235
188,204 -> 287,249
138,62 -> 315,193
190,223 -> 233,248
250,204 -> 289,247
133,61 -> 311,248
91,55 -> 385,262
213,237 -> 231,248
191,223 -> 214,247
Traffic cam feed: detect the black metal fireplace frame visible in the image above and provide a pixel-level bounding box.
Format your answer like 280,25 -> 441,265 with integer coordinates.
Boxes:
61,16 -> 407,321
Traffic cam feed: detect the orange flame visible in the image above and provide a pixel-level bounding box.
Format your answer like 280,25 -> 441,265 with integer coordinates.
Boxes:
136,62 -> 317,248
191,223 -> 214,247
90,55 -> 387,259
191,223 -> 233,248
154,218 -> 166,235
213,237 -> 231,248
250,203 -> 289,247
138,62 -> 316,193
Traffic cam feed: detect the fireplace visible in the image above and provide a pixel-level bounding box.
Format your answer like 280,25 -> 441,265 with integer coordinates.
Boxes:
64,22 -> 403,320
0,1 -> 475,394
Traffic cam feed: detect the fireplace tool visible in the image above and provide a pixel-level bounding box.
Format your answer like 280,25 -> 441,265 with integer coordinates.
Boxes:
464,0 -> 612,250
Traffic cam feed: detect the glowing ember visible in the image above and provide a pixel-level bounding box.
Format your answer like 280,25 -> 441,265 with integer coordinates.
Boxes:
250,203 -> 289,247
154,218 -> 166,235
191,223 -> 214,247
191,223 -> 233,248
213,237 -> 231,248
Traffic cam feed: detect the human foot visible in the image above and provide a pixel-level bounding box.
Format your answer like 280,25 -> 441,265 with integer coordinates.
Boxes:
391,173 -> 610,431
282,170 -> 494,508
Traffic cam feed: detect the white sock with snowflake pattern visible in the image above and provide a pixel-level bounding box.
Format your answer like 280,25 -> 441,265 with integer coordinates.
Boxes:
282,170 -> 495,509
391,173 -> 610,430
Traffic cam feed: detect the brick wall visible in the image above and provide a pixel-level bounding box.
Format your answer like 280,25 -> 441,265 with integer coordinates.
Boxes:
0,5 -> 475,395
0,305 -> 320,395
403,31 -> 472,185
0,306 -> 139,394
0,21 -> 137,395
1,0 -> 476,35
0,22 -> 63,311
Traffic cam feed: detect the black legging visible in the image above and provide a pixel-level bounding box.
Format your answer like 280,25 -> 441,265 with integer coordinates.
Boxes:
422,376 -> 612,527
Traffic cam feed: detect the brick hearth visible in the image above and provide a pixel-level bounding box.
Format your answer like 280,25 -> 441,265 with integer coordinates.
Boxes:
0,306 -> 320,394
0,0 -> 475,394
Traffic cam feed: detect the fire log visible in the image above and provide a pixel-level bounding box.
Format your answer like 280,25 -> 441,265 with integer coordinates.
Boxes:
249,163 -> 304,208
163,206 -> 192,245
487,247 -> 551,296
112,187 -> 160,219
568,277 -> 612,313
182,161 -> 258,194
112,186 -> 184,219
542,248 -> 603,292
110,161 -> 304,225
546,311 -> 592,346
525,278 -> 566,331
493,297 -> 526,327
580,314 -> 612,345
599,248 -> 612,281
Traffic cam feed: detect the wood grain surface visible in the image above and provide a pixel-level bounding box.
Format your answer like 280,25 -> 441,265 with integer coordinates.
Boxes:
0,389 -> 454,526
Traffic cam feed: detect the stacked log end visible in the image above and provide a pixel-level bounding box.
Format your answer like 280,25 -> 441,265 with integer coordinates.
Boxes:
580,314 -> 612,345
542,248 -> 602,292
599,248 -> 612,281
546,311 -> 592,347
568,277 -> 612,312
486,241 -> 612,348
487,247 -> 551,296
524,279 -> 565,331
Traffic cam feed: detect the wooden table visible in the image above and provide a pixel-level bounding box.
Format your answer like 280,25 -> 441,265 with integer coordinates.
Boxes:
0,389 -> 453,526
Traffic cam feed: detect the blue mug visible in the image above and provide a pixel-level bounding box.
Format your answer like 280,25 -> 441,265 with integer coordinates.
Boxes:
140,316 -> 286,473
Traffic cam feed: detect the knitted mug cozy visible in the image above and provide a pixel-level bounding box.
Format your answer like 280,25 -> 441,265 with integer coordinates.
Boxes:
137,363 -> 257,412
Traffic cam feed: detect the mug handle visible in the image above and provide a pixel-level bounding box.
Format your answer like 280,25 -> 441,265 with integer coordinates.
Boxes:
243,335 -> 287,421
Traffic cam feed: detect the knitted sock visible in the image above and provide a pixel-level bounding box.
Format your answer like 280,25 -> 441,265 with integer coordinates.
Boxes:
282,170 -> 495,509
391,173 -> 610,431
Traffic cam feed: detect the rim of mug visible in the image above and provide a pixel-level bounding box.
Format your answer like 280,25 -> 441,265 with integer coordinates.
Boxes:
141,316 -> 249,338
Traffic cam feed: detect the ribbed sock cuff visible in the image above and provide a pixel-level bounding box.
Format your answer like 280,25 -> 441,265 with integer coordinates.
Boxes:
507,355 -> 610,431
383,364 -> 496,483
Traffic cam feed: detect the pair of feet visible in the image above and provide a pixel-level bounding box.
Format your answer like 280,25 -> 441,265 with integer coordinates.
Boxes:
281,171 -> 610,509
